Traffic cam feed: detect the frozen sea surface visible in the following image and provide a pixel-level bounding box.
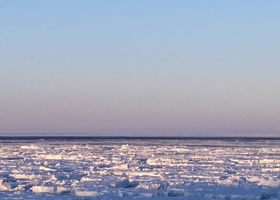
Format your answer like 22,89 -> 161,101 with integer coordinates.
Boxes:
0,137 -> 280,199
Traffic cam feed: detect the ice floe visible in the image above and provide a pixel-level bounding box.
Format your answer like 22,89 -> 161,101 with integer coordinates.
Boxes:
0,138 -> 279,199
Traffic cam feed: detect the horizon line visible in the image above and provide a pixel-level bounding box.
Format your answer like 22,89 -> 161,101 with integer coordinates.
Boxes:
0,136 -> 280,140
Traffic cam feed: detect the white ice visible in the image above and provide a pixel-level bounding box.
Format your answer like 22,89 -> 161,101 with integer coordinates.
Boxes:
0,139 -> 279,199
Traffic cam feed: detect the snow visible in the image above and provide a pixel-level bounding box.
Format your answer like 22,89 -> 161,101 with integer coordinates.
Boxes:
0,138 -> 279,199
75,190 -> 98,196
31,186 -> 56,193
112,178 -> 139,188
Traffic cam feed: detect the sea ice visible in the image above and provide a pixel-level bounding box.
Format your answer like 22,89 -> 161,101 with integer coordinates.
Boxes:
0,138 -> 279,199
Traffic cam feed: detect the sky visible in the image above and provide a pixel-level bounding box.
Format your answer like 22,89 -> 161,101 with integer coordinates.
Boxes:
0,0 -> 280,136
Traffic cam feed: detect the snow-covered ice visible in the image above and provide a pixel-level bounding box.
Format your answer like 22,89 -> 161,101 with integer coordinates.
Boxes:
0,138 -> 280,199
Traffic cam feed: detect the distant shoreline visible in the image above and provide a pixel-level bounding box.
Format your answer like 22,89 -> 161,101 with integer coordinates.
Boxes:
0,136 -> 279,140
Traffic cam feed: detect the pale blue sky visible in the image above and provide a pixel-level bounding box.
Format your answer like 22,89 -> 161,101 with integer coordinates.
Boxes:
0,0 -> 280,136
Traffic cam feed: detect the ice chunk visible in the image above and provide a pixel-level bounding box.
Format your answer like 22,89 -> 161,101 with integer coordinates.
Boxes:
0,180 -> 18,190
39,166 -> 56,171
149,182 -> 169,190
31,186 -> 55,193
20,145 -> 38,149
140,192 -> 154,197
0,174 -> 18,190
56,186 -> 71,194
112,163 -> 129,170
137,158 -> 148,164
75,190 -> 98,197
112,178 -> 139,188
97,164 -> 113,168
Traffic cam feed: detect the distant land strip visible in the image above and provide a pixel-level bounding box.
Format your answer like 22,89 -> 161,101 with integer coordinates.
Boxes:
0,136 -> 280,141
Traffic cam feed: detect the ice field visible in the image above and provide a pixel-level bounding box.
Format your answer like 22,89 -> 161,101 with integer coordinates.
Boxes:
0,138 -> 280,199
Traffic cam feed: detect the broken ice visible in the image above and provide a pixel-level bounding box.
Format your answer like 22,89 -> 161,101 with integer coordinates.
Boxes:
0,138 -> 280,199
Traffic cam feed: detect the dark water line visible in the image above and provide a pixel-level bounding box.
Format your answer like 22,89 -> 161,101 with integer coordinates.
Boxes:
0,136 -> 280,141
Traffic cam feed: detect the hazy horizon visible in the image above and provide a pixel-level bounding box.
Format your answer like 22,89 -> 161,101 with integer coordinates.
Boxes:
1,0 -> 280,136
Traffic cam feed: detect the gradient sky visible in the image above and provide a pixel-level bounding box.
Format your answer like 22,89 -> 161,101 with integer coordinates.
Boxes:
1,0 -> 280,136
